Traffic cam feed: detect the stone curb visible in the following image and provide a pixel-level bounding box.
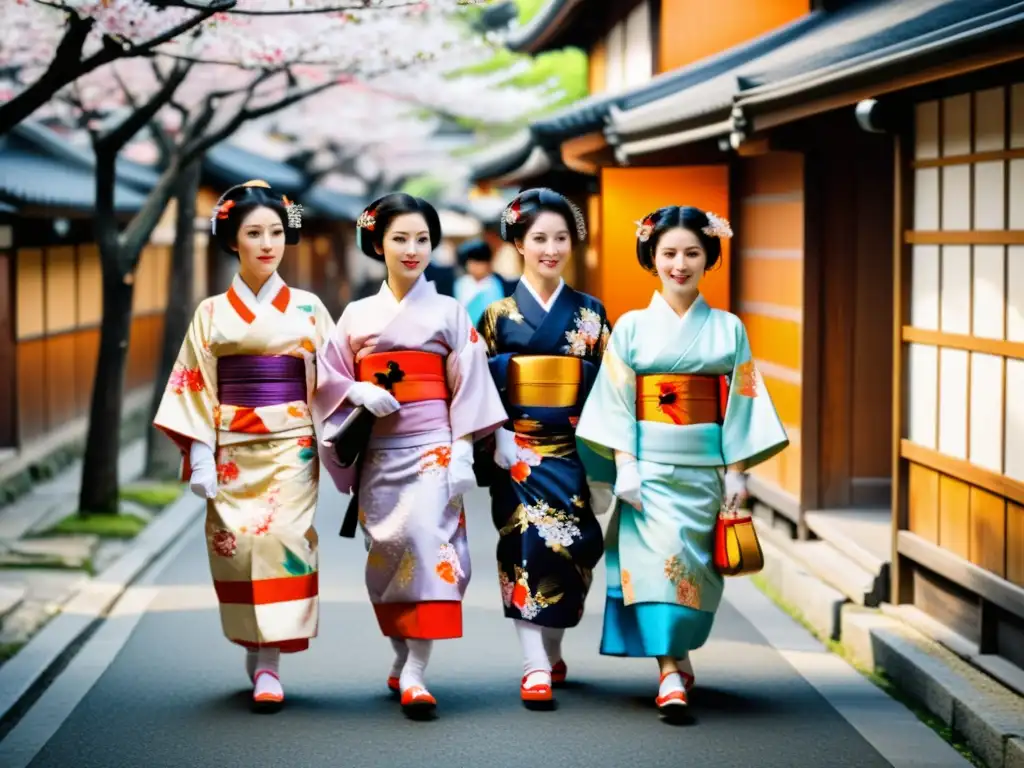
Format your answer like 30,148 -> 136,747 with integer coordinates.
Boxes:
0,491 -> 205,724
755,520 -> 1024,768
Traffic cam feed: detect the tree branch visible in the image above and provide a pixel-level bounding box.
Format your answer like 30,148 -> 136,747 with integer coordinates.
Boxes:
96,60 -> 191,154
0,14 -> 93,134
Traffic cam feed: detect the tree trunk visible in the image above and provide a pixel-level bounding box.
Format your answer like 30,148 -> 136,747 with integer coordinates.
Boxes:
144,159 -> 201,479
77,268 -> 136,514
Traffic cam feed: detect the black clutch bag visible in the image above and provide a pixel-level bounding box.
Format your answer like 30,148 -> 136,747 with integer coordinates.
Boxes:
328,405 -> 377,468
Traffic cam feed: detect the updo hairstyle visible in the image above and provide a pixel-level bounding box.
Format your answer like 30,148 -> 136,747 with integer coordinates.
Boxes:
635,205 -> 732,274
210,179 -> 301,255
498,187 -> 587,245
355,193 -> 442,262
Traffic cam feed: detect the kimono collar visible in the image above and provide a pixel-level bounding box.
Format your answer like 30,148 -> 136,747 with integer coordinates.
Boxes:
227,272 -> 290,323
519,275 -> 564,314
649,290 -> 708,322
378,273 -> 435,308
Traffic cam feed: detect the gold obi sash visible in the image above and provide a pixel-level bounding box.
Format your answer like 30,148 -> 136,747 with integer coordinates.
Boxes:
356,351 -> 449,403
507,355 -> 581,409
635,374 -> 723,426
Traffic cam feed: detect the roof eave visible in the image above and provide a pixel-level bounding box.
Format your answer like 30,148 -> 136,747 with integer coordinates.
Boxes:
734,14 -> 1024,137
505,0 -> 586,54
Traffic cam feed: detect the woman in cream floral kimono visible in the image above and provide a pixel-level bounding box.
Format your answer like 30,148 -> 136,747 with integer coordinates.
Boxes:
154,180 -> 334,710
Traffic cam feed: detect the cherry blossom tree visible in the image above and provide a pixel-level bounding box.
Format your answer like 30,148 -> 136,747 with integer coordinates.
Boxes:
27,1 -> 499,511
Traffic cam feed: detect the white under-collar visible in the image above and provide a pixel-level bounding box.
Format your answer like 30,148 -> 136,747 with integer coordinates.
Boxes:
232,272 -> 284,305
521,275 -> 564,313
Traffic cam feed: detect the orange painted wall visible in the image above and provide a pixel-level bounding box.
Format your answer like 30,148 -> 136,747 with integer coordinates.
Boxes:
588,37 -> 607,94
599,166 -> 730,325
658,0 -> 810,74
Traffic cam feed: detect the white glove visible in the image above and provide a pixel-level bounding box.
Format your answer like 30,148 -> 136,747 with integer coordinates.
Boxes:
614,454 -> 642,511
347,381 -> 400,418
723,470 -> 748,511
492,427 -> 518,470
448,438 -> 476,500
188,441 -> 218,500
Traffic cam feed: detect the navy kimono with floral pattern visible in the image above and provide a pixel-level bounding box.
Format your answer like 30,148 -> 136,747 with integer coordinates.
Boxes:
476,281 -> 611,628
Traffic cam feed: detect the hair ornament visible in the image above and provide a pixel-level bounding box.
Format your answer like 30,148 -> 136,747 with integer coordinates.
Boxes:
702,212 -> 733,240
209,199 -> 236,235
356,208 -> 376,231
282,195 -> 303,229
499,199 -> 521,238
635,216 -> 655,243
567,199 -> 587,241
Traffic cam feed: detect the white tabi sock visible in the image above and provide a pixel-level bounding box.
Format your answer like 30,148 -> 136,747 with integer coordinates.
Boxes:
389,637 -> 409,679
245,649 -> 258,681
515,619 -> 551,688
658,671 -> 685,699
676,654 -> 695,687
398,639 -> 433,692
253,647 -> 282,698
542,627 -> 565,665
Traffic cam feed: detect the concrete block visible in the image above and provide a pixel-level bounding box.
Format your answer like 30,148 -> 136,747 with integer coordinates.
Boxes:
1006,738 -> 1024,768
760,533 -> 846,641
839,604 -> 891,670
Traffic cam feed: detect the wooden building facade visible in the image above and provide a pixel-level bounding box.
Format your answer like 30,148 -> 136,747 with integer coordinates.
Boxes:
475,0 -> 1024,676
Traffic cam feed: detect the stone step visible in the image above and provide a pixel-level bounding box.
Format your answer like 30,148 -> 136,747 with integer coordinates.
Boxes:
804,509 -> 891,576
757,523 -> 887,606
0,535 -> 100,570
0,585 -> 26,628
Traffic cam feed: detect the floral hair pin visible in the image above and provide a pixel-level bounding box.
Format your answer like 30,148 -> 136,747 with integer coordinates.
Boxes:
356,208 -> 376,231
210,199 -> 236,235
635,216 -> 655,242
702,212 -> 733,239
282,196 -> 303,229
568,200 -> 587,241
502,200 -> 521,227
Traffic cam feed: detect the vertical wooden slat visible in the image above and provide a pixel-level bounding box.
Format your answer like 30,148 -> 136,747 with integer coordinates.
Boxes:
939,475 -> 971,560
894,125 -> 915,603
969,486 -> 1006,576
1008,501 -> 1024,587
908,463 -> 940,542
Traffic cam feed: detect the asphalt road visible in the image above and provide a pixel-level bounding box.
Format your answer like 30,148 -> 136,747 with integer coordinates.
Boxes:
1,468 -> 971,768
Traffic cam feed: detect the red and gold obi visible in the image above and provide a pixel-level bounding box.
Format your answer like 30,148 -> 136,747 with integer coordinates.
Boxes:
635,374 -> 727,426
355,351 -> 450,403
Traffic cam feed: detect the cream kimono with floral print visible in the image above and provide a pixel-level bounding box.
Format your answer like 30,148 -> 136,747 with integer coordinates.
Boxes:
154,272 -> 335,653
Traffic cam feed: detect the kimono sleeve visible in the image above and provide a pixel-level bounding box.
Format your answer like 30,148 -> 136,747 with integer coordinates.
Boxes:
310,306 -> 363,492
312,299 -> 337,349
720,316 -> 790,468
574,315 -> 638,486
447,303 -> 508,442
152,299 -> 219,481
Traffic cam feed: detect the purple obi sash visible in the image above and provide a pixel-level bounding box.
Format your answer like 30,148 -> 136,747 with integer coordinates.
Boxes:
217,355 -> 306,408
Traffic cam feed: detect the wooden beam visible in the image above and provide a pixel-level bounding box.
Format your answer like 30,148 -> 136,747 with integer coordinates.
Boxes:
736,137 -> 772,157
560,131 -> 615,175
898,530 -> 1024,621
913,147 -> 1024,168
905,230 -> 1024,245
892,130 -> 913,605
901,326 -> 1024,361
901,440 -> 1024,507
747,473 -> 802,525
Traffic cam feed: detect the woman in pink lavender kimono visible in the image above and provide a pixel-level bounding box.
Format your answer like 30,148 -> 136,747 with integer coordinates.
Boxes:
313,193 -> 507,718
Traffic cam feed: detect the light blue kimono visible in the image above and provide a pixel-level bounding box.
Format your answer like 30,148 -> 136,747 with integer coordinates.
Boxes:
575,292 -> 788,658
455,273 -> 506,327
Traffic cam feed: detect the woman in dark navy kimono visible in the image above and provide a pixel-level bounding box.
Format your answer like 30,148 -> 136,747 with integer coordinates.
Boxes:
476,188 -> 613,707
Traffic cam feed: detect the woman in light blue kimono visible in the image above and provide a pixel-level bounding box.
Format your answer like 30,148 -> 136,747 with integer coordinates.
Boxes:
574,205 -> 788,717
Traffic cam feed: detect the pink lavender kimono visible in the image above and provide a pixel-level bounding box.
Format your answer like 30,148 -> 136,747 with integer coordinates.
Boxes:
313,275 -> 507,640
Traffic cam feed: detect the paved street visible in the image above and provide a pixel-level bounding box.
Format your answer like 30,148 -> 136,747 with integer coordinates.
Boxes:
0,467 -> 970,768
